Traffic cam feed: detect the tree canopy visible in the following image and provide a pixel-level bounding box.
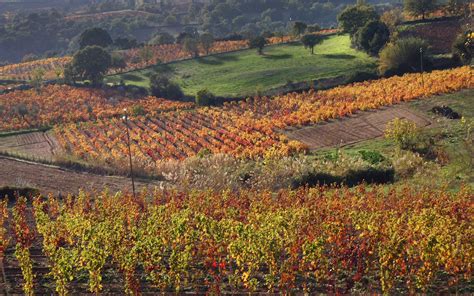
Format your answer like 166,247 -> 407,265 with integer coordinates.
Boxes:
403,0 -> 438,20
354,20 -> 390,56
67,45 -> 112,85
301,34 -> 324,55
249,36 -> 267,55
337,4 -> 380,36
78,27 -> 113,49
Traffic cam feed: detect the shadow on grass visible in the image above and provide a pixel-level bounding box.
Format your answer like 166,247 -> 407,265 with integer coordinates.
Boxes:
152,64 -> 174,74
196,57 -> 223,65
322,54 -> 356,60
121,73 -> 145,82
214,54 -> 240,62
263,53 -> 293,60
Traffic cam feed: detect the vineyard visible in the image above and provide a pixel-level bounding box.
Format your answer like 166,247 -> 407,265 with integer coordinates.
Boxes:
0,57 -> 71,81
0,85 -> 193,132
0,185 -> 472,294
400,19 -> 462,54
55,67 -> 473,168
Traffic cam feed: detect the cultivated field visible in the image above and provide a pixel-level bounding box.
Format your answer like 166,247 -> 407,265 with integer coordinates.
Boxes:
0,156 -> 161,196
0,185 -> 471,294
0,131 -> 60,161
285,105 -> 431,149
55,67 -> 472,171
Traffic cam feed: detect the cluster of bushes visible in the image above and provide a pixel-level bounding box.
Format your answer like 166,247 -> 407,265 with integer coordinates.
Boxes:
154,148 -> 427,191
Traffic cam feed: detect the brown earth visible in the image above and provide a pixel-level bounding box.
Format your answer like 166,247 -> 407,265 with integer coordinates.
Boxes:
0,131 -> 60,161
284,105 -> 431,150
0,156 -> 163,196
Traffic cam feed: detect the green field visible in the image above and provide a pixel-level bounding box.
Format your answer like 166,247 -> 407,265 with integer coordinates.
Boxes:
106,35 -> 376,97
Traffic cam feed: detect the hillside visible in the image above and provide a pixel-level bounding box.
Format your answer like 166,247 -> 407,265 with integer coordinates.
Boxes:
107,34 -> 376,97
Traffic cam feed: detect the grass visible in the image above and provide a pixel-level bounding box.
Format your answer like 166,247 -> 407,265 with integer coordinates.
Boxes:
106,35 -> 376,97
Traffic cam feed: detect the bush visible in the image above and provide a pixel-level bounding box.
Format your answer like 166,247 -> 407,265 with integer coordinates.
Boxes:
358,150 -> 386,164
149,74 -> 183,100
384,118 -> 420,150
291,167 -> 395,188
195,89 -> 215,106
378,37 -> 430,76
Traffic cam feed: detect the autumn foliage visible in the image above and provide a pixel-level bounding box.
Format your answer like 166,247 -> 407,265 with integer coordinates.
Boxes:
0,85 -> 193,131
2,185 -> 471,294
55,67 -> 472,166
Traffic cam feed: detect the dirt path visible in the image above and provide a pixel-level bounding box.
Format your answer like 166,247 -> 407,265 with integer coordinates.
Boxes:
284,105 -> 431,149
0,156 -> 163,196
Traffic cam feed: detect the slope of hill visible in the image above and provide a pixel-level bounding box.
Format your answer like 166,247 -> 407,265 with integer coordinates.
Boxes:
107,35 -> 376,97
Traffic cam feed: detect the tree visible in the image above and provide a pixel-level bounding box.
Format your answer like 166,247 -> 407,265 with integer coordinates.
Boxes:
306,24 -> 321,33
292,21 -> 307,36
30,67 -> 45,94
78,28 -> 113,49
452,31 -> 473,65
404,0 -> 438,20
195,89 -> 215,106
301,34 -> 323,55
149,74 -> 183,100
379,37 -> 430,76
380,8 -> 403,36
200,33 -> 214,55
183,37 -> 199,58
354,20 -> 390,56
249,36 -> 267,55
111,52 -> 127,71
337,4 -> 379,36
114,37 -> 138,50
69,46 -> 111,85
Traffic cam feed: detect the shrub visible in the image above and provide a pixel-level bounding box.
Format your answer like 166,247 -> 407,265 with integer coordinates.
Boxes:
291,167 -> 395,188
358,150 -> 386,164
149,74 -> 183,100
384,118 -> 419,150
391,150 -> 428,179
195,89 -> 215,106
378,37 -> 430,76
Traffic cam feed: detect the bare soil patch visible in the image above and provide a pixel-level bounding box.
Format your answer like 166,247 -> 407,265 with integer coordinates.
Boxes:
284,105 -> 431,150
0,157 -> 162,196
0,131 -> 60,161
